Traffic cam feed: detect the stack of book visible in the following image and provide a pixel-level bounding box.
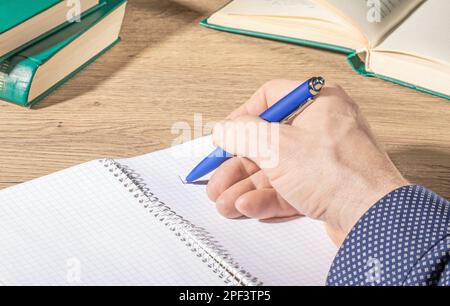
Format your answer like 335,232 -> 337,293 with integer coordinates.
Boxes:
0,0 -> 127,107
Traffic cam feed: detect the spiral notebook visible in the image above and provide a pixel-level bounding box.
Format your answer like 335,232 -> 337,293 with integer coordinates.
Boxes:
0,137 -> 337,286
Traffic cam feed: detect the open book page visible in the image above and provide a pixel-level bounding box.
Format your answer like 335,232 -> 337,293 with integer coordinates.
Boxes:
218,0 -> 345,23
120,137 -> 338,286
209,0 -> 367,50
316,0 -> 424,47
366,0 -> 450,96
374,0 -> 450,65
0,160 -> 224,285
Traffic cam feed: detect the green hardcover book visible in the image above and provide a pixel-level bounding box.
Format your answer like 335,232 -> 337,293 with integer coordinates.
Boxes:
201,0 -> 450,100
0,0 -> 101,61
0,0 -> 127,107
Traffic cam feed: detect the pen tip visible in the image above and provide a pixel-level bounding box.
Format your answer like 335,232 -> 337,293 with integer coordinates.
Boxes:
185,173 -> 195,184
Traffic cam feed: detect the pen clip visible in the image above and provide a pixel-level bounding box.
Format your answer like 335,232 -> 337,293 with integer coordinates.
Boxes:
281,98 -> 315,124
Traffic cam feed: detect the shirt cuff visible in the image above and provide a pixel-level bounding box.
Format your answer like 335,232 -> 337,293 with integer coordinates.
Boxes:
327,185 -> 450,286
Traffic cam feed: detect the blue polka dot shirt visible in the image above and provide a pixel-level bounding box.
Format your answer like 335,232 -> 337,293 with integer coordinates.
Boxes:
327,185 -> 450,286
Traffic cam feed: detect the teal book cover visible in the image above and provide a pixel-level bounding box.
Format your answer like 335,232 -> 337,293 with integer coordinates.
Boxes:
0,0 -> 62,34
0,0 -> 102,61
0,0 -> 126,108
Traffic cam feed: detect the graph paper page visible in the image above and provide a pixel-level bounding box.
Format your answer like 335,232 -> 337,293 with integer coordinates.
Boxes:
0,160 -> 224,286
120,137 -> 338,286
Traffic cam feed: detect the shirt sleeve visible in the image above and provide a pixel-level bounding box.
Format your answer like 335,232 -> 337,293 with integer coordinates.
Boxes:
327,185 -> 450,286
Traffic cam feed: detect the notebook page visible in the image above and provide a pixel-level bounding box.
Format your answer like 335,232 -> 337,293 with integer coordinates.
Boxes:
0,160 -> 224,285
120,137 -> 338,286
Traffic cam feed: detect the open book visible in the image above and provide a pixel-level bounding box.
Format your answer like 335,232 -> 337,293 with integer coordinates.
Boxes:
0,137 -> 337,286
202,0 -> 450,99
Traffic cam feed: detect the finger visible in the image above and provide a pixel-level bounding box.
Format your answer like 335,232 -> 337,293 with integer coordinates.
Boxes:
212,116 -> 269,165
215,170 -> 270,219
291,83 -> 353,127
235,189 -> 299,220
207,157 -> 260,202
212,116 -> 293,168
228,80 -> 302,119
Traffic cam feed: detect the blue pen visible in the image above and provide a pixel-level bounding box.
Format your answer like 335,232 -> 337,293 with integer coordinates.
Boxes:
185,77 -> 325,183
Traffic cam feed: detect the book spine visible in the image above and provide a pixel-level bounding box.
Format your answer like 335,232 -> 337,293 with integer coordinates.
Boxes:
100,159 -> 263,286
0,57 -> 38,107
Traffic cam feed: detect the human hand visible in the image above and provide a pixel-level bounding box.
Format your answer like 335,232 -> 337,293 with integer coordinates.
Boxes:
207,80 -> 408,245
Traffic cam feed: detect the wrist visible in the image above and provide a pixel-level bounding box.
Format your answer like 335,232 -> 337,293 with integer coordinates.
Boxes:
334,175 -> 409,235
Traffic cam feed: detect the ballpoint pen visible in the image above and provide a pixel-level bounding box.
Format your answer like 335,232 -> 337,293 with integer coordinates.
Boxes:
185,77 -> 325,183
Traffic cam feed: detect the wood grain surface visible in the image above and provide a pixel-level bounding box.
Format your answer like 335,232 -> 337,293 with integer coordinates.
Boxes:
0,0 -> 449,199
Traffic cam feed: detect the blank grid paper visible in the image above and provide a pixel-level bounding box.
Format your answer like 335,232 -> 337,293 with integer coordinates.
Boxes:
0,161 -> 223,285
0,137 -> 338,286
120,137 -> 338,286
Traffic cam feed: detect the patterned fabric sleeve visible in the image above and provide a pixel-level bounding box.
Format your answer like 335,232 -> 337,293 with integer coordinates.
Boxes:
327,185 -> 450,286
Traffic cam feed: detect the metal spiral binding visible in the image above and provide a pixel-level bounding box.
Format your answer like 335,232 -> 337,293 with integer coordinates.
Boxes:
100,159 -> 262,286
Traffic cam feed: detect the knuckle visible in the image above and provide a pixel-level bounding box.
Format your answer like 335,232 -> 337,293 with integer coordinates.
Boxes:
235,197 -> 255,216
216,199 -> 239,219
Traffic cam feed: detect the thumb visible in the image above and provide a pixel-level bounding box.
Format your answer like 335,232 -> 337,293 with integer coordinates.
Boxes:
212,116 -> 281,169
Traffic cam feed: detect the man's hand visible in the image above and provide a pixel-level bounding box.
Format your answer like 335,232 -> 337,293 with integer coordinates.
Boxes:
206,80 -> 408,245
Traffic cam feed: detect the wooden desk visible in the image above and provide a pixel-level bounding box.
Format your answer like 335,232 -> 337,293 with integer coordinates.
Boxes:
0,0 -> 449,198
